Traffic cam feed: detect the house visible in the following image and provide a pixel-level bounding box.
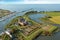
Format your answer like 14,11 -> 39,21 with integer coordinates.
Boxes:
41,25 -> 58,36
5,29 -> 12,38
41,25 -> 51,36
18,18 -> 28,26
14,22 -> 19,26
42,25 -> 51,31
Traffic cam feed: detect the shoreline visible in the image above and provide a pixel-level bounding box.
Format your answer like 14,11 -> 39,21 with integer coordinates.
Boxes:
0,13 -> 16,21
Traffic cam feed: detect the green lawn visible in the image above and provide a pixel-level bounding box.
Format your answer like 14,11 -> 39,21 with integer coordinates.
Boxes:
48,26 -> 58,33
43,12 -> 60,16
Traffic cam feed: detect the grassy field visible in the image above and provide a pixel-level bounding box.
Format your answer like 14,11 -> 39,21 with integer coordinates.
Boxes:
0,9 -> 12,17
49,16 -> 60,24
42,12 -> 60,24
43,12 -> 60,16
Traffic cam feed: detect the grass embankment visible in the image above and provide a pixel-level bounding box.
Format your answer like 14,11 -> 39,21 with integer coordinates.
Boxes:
49,16 -> 60,24
48,26 -> 58,33
27,29 -> 42,40
40,12 -> 60,24
42,12 -> 60,16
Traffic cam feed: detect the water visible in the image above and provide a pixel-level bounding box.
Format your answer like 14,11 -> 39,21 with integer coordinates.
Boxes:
29,14 -> 46,23
0,4 -> 60,12
34,32 -> 60,40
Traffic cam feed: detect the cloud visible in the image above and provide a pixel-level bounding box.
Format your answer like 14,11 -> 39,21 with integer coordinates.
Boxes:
24,0 -> 60,1
0,0 -> 60,4
0,0 -> 23,2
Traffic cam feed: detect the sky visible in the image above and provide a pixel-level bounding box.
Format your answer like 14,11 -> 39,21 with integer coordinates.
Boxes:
0,0 -> 23,2
0,0 -> 60,4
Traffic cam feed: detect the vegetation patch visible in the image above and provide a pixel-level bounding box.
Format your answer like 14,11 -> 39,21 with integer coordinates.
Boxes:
49,16 -> 60,24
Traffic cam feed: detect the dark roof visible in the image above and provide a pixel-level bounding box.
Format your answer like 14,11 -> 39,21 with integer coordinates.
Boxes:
19,18 -> 25,22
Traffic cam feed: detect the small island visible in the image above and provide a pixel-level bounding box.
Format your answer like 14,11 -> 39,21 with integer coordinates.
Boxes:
0,9 -> 16,21
0,11 -> 59,40
0,9 -> 13,18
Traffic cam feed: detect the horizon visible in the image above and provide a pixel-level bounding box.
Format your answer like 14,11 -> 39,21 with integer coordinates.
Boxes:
0,4 -> 60,12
